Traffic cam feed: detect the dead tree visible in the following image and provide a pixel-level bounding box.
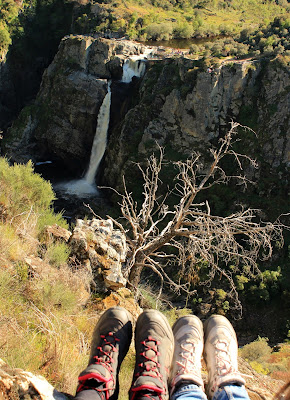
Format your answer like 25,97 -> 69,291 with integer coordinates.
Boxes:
108,123 -> 285,313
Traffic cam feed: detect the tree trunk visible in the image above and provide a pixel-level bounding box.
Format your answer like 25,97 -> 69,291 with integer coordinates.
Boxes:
127,254 -> 145,289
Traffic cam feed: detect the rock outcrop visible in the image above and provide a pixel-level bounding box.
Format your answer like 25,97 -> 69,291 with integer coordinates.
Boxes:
4,36 -> 289,221
69,218 -> 127,291
6,36 -> 289,184
0,359 -> 67,400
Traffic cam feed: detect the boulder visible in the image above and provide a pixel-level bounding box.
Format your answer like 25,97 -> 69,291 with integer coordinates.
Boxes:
44,224 -> 72,242
94,288 -> 142,320
0,359 -> 68,400
69,218 -> 127,291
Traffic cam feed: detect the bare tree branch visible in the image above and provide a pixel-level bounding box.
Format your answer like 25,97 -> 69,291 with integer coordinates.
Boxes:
103,123 -> 286,314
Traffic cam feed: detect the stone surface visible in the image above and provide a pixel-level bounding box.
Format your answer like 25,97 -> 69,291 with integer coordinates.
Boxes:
44,224 -> 72,242
69,218 -> 127,291
94,288 -> 142,321
239,358 -> 284,400
104,57 -> 289,193
0,359 -> 68,400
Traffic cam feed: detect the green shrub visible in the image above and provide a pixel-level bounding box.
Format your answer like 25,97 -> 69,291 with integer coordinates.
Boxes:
249,360 -> 270,375
145,22 -> 173,40
240,337 -> 272,362
44,241 -> 70,266
163,307 -> 192,326
0,158 -> 55,216
0,157 -> 68,233
0,24 -> 11,49
174,21 -> 193,39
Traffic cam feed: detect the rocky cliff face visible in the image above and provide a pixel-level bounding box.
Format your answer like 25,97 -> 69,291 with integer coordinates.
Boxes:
104,57 -> 289,201
4,36 -> 289,217
0,53 -> 16,132
4,36 -> 146,174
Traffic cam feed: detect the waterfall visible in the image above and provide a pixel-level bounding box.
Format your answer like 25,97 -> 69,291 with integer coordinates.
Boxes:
85,83 -> 111,184
122,58 -> 147,83
56,83 -> 111,196
56,52 -> 150,197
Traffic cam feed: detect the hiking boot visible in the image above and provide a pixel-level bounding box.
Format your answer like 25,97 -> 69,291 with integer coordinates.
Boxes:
77,307 -> 133,400
203,315 -> 245,399
170,315 -> 204,394
130,310 -> 174,400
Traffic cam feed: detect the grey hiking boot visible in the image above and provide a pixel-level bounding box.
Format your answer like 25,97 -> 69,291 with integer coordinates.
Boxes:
130,310 -> 174,400
170,315 -> 204,394
77,307 -> 133,400
204,315 -> 245,399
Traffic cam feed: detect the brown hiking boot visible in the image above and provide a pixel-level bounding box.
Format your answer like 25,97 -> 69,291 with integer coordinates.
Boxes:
204,315 -> 245,399
170,315 -> 204,394
77,307 -> 133,400
130,310 -> 174,400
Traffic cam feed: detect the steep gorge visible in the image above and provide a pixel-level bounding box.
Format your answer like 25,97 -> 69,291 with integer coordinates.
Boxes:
4,35 -> 289,219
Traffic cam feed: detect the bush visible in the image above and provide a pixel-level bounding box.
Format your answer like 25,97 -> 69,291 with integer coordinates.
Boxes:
240,337 -> 272,362
44,241 -> 70,266
33,277 -> 78,312
0,157 -> 68,266
249,360 -> 270,375
0,157 -> 67,231
0,24 -> 11,49
145,22 -> 173,40
174,22 -> 193,39
0,158 -> 54,218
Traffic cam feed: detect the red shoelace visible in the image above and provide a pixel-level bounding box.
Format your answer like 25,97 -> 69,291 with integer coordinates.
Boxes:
131,336 -> 167,400
77,332 -> 120,400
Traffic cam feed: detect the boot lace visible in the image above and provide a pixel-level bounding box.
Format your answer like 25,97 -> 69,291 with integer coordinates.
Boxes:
176,338 -> 201,376
94,331 -> 120,373
132,336 -> 167,400
77,331 -> 119,400
210,339 -> 237,393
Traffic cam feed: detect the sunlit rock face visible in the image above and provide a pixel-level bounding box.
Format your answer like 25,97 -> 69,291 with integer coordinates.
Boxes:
5,35 -> 289,211
69,218 -> 127,291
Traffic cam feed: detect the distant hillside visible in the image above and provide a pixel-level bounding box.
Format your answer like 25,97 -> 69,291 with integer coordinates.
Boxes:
0,0 -> 289,57
82,0 -> 289,41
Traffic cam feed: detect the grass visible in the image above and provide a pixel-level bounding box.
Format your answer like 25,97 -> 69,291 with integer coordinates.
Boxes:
0,266 -> 96,394
0,157 -> 96,393
119,347 -> 136,400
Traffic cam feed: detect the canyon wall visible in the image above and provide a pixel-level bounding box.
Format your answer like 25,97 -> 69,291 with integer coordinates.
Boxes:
4,36 -> 289,214
4,36 -> 146,174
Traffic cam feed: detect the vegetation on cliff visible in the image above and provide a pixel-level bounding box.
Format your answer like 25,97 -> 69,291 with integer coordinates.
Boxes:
0,154 -> 289,396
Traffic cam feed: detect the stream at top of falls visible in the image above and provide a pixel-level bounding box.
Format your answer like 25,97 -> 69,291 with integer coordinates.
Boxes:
54,54 -> 148,198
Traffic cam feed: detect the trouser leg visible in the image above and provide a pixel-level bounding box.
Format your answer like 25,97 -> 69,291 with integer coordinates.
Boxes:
213,385 -> 250,400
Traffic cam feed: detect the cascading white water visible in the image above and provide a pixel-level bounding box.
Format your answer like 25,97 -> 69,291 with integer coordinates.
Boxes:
85,83 -> 111,184
122,58 -> 147,83
56,83 -> 111,196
